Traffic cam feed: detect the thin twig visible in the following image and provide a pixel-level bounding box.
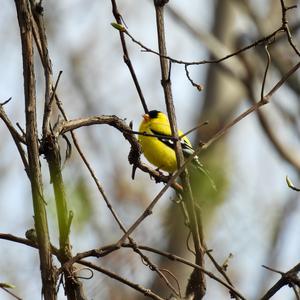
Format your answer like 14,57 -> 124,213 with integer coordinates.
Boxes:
110,0 -> 148,113
159,268 -> 182,298
125,25 -> 283,66
0,232 -> 59,256
260,262 -> 300,300
179,121 -> 209,140
78,260 -> 164,300
0,233 -> 36,248
185,64 -> 204,91
264,61 -> 300,101
242,56 -> 300,172
115,168 -> 181,245
0,102 -> 29,175
186,230 -> 196,256
123,243 -> 246,300
202,61 -> 300,151
0,287 -> 22,300
280,0 -> 300,57
260,45 -> 271,101
0,100 -> 26,144
205,249 -> 235,289
262,265 -> 284,275
43,71 -> 63,135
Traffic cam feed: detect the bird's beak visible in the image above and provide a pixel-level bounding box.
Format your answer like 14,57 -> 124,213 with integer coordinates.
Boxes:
142,113 -> 150,122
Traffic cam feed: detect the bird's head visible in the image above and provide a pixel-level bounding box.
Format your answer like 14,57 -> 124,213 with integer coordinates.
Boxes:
142,110 -> 165,123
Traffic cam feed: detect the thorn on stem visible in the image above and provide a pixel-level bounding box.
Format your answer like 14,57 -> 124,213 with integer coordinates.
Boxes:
16,122 -> 26,137
262,265 -> 284,275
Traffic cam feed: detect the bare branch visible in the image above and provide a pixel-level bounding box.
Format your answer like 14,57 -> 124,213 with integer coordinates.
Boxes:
42,71 -> 63,135
110,0 -> 148,113
202,61 -> 300,152
280,0 -> 300,57
260,45 -> 271,101
0,285 -> 22,300
260,262 -> 300,300
78,260 -> 164,300
127,244 -> 246,300
14,1 -> 56,298
155,2 -> 206,297
124,25 -> 283,67
0,233 -> 37,249
0,101 -> 29,175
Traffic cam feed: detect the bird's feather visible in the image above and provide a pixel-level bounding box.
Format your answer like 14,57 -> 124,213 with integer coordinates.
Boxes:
150,128 -> 200,162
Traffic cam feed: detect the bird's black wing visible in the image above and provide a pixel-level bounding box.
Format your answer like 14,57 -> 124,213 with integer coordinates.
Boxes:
150,129 -> 196,159
151,130 -> 215,188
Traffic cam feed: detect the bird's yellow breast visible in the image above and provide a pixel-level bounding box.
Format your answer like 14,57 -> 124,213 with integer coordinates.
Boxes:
139,116 -> 178,173
139,133 -> 177,173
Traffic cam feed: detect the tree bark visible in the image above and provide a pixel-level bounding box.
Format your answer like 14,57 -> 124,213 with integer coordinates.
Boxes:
14,1 -> 57,299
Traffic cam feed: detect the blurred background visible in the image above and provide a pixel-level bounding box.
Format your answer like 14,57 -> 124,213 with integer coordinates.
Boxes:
0,0 -> 300,299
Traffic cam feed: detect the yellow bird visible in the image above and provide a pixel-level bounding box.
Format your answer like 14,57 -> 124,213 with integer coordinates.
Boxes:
138,110 -> 203,173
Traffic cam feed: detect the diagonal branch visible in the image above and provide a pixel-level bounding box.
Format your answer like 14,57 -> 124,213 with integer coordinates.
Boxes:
78,260 -> 164,300
260,262 -> 300,300
111,0 -> 148,113
0,101 -> 29,175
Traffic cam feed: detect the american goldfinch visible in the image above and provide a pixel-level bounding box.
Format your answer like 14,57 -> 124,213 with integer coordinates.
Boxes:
138,110 -> 203,173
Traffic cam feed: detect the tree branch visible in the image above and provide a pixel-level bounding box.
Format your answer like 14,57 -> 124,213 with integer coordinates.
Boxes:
78,260 -> 164,300
14,1 -> 56,298
260,262 -> 300,300
110,0 -> 148,113
43,132 -> 86,300
154,2 -> 206,298
0,100 -> 29,175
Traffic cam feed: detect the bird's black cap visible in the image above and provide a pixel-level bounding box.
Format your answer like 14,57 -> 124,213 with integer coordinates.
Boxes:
148,110 -> 161,119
